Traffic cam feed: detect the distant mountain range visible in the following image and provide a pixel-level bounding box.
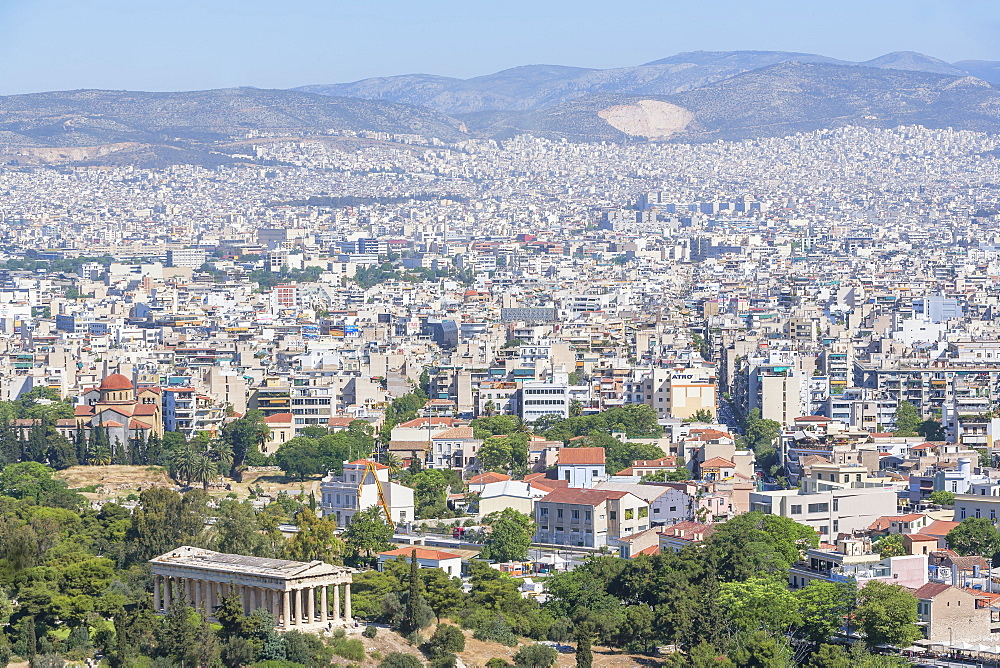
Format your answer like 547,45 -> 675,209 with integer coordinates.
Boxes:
0,87 -> 466,167
296,50 -> 988,114
1,50 -> 1000,165
469,61 -> 998,143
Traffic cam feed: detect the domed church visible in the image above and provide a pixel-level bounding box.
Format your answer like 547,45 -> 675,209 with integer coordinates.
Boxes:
75,373 -> 163,447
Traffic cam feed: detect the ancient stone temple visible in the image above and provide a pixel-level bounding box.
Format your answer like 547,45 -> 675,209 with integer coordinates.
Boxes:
150,546 -> 353,630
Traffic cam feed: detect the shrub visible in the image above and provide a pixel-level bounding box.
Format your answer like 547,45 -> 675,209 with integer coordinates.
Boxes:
513,644 -> 558,668
426,624 -> 466,656
486,659 -> 512,668
547,618 -> 572,643
379,652 -> 423,668
406,631 -> 425,647
363,625 -> 379,639
473,617 -> 518,647
430,653 -> 457,668
331,638 -> 366,662
284,630 -> 328,666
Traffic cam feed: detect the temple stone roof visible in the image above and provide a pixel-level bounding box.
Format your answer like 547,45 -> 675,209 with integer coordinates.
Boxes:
151,546 -> 350,579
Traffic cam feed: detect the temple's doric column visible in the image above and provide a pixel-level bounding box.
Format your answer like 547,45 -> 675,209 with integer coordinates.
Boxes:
282,590 -> 291,629
333,584 -> 340,621
320,585 -> 329,622
153,575 -> 161,611
164,577 -> 172,609
194,580 -> 202,610
293,588 -> 301,626
307,586 -> 316,624
344,584 -> 352,623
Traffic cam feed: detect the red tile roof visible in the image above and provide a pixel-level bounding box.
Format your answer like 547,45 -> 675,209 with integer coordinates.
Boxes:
379,547 -> 462,561
539,487 -> 629,506
347,459 -> 388,469
630,457 -> 678,468
701,457 -> 736,468
688,429 -> 732,441
913,582 -> 953,599
433,427 -> 475,440
396,417 -> 464,428
920,520 -> 960,537
264,413 -> 294,424
558,447 -> 606,466
905,533 -> 938,542
99,373 -> 133,391
469,472 -> 511,485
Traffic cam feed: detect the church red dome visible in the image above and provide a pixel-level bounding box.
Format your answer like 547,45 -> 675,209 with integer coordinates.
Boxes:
99,373 -> 133,391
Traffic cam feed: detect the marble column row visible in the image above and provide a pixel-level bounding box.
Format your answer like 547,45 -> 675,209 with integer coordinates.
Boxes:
153,575 -> 352,629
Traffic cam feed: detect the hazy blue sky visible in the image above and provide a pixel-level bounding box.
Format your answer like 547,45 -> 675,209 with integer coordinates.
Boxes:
1,0 -> 998,94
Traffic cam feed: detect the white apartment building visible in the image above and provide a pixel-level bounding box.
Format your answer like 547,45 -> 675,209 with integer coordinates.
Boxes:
534,487 -> 649,548
319,460 -> 414,526
749,486 -> 898,543
520,373 -> 571,422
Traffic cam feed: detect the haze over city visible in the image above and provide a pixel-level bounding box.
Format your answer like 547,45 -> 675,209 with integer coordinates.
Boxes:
1,0 -> 1000,93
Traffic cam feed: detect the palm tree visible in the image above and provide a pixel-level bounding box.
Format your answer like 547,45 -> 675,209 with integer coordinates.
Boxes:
92,443 -> 112,467
171,442 -> 198,486
209,440 -> 234,472
382,452 -> 403,478
191,455 -> 218,492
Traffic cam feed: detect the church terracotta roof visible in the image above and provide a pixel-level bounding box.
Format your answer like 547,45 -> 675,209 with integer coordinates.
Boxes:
99,374 -> 133,391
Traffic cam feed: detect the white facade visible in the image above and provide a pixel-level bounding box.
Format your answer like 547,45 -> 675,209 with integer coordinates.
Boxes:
750,486 -> 898,543
319,461 -> 414,526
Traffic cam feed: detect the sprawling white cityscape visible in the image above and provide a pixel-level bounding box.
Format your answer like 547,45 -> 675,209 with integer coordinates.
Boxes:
4,2 -> 1000,666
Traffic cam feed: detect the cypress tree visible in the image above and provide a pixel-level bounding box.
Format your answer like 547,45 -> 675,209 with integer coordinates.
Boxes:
21,616 -> 37,659
402,550 -> 425,634
575,630 -> 592,668
74,426 -> 88,465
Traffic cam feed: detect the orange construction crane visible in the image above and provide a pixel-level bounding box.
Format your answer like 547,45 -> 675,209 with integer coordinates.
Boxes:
359,458 -> 393,527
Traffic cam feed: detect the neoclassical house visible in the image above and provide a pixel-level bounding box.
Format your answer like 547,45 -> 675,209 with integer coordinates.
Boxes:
150,546 -> 354,630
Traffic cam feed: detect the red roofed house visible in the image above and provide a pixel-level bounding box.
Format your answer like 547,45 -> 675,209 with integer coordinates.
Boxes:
430,426 -> 483,473
913,582 -> 998,645
699,457 -> 737,482
556,447 -> 606,488
618,527 -> 662,558
903,533 -> 939,556
377,547 -> 463,576
657,521 -> 717,552
534,487 -> 649,548
868,513 -> 931,536
262,413 -> 294,455
617,457 -> 678,477
468,471 -> 512,493
919,520 -> 960,548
